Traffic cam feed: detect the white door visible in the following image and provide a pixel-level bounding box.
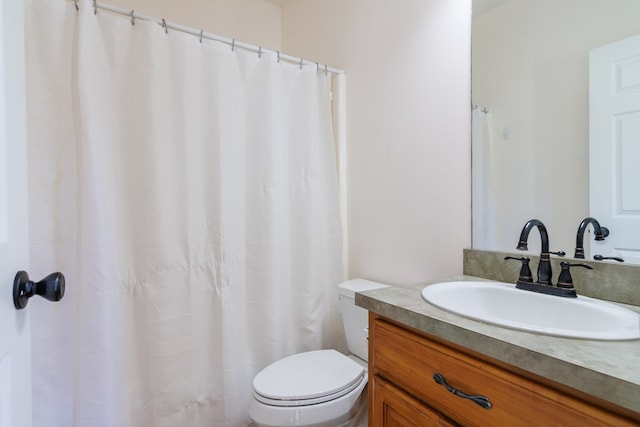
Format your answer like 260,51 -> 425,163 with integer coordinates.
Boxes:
0,0 -> 31,426
589,35 -> 640,264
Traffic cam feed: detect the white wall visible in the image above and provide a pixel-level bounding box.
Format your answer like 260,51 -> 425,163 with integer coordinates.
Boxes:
281,0 -> 472,286
473,0 -> 640,255
81,0 -> 473,287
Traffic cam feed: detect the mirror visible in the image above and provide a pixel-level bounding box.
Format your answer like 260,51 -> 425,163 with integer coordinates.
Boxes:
471,0 -> 640,263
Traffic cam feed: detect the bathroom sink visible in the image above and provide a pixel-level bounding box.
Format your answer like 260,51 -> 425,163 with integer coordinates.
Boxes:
421,281 -> 640,340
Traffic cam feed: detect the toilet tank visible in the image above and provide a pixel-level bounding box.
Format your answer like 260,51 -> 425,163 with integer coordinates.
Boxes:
338,279 -> 390,362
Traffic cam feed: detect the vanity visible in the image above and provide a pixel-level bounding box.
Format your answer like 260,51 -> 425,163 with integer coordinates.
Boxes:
356,253 -> 640,426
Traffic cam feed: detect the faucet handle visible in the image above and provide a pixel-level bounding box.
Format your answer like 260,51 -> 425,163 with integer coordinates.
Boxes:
504,256 -> 533,283
593,254 -> 624,263
550,250 -> 566,257
557,262 -> 593,289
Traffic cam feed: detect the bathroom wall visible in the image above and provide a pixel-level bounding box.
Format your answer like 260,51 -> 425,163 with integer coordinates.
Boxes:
93,0 -> 473,287
281,0 -> 472,286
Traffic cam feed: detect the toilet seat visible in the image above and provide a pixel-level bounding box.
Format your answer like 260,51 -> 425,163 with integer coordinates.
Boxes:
253,349 -> 365,407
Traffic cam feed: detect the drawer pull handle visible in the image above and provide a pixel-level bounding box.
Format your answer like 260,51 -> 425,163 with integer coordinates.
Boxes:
433,373 -> 492,409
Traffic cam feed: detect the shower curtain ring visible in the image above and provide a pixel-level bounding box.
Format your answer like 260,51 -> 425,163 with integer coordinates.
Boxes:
299,57 -> 304,70
92,0 -> 97,14
161,18 -> 168,34
231,39 -> 235,52
277,51 -> 281,63
130,10 -> 135,25
316,62 -> 319,72
74,0 -> 79,11
325,64 -> 328,75
258,46 -> 262,59
199,29 -> 204,43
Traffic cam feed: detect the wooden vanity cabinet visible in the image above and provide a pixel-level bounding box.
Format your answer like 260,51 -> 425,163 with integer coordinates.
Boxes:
368,314 -> 638,427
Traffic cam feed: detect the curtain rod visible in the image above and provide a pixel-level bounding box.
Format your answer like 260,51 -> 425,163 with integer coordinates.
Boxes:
69,0 -> 345,75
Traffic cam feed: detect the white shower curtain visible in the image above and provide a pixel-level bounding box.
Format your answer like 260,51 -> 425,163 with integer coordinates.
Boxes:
471,107 -> 496,249
25,1 -> 344,426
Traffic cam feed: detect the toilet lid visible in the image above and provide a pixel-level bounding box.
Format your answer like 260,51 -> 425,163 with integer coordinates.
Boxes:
253,349 -> 365,406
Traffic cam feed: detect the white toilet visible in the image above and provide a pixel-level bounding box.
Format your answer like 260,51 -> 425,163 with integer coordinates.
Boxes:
249,278 -> 390,427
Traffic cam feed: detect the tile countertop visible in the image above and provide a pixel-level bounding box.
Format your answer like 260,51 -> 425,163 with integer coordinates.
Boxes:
355,275 -> 640,416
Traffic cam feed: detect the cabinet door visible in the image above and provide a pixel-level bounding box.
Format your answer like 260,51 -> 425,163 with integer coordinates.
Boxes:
371,376 -> 458,427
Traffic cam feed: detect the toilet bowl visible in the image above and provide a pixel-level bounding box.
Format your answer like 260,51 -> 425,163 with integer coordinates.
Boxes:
248,279 -> 389,427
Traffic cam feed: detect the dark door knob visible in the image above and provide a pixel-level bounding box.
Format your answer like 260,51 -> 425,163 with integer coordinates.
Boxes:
13,271 -> 65,310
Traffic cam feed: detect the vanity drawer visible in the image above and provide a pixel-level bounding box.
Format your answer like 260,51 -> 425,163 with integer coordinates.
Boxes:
370,317 -> 636,427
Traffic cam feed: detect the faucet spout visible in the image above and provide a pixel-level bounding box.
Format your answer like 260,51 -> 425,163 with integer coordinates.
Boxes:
574,217 -> 609,259
516,219 -> 552,285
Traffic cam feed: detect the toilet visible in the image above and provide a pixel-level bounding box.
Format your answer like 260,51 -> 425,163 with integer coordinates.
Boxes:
249,278 -> 390,427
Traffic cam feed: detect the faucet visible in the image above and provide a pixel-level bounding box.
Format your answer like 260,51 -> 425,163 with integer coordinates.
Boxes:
516,219 -> 552,285
574,217 -> 609,259
507,219 -> 579,297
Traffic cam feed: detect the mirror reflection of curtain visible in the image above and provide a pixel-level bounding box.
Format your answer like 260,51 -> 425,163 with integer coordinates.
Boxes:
472,107 -> 496,249
25,1 -> 344,425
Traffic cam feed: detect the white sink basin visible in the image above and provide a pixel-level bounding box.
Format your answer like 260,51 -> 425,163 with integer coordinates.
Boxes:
421,281 -> 640,340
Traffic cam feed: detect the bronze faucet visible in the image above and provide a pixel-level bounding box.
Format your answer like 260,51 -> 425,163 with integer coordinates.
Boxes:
506,219 -> 587,297
516,219 -> 553,285
574,217 -> 609,259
